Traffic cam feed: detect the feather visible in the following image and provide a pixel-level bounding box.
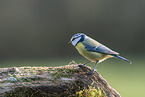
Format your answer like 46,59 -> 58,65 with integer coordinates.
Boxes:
83,42 -> 119,55
81,36 -> 119,55
112,55 -> 132,64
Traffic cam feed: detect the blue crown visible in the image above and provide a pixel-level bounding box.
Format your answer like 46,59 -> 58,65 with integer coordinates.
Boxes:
72,33 -> 85,38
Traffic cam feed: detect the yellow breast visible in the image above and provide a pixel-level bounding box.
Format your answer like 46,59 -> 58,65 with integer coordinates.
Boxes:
75,42 -> 110,62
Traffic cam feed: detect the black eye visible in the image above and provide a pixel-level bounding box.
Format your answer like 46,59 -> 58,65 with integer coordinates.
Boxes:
72,38 -> 75,41
72,35 -> 81,41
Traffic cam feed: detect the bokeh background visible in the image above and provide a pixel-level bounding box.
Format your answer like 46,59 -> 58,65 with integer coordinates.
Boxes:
0,1 -> 145,97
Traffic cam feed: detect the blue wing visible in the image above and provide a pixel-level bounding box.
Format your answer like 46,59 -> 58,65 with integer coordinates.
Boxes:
82,42 -> 119,55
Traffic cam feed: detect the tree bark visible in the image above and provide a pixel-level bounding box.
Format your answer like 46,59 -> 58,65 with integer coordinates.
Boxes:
0,63 -> 120,97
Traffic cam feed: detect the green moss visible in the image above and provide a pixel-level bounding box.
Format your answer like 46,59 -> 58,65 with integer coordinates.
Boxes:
50,65 -> 79,80
75,82 -> 106,97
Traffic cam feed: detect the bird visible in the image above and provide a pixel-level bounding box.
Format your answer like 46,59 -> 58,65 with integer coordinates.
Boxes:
69,33 -> 132,74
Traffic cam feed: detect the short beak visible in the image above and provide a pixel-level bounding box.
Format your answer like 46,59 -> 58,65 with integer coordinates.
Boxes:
68,40 -> 72,43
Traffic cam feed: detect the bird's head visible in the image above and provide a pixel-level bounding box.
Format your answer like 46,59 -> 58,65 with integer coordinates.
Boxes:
69,33 -> 86,46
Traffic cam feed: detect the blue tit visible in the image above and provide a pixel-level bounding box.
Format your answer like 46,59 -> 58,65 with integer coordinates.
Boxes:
69,33 -> 132,74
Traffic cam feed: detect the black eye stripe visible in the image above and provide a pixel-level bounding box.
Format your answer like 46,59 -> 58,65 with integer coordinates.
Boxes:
72,38 -> 75,41
71,35 -> 82,42
75,35 -> 81,38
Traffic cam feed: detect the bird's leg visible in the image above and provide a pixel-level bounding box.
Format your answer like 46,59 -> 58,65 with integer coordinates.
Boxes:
82,61 -> 91,65
88,61 -> 98,75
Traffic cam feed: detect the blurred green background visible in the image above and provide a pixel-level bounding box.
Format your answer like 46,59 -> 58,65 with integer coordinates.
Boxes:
0,1 -> 145,97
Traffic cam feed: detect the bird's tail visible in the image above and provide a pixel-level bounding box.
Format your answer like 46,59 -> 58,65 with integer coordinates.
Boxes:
112,55 -> 132,64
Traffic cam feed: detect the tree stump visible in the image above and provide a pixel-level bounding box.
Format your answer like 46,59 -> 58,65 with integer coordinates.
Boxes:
0,62 -> 120,97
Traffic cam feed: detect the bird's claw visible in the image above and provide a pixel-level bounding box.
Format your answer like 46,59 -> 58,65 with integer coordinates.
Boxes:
87,71 -> 94,75
87,69 -> 97,75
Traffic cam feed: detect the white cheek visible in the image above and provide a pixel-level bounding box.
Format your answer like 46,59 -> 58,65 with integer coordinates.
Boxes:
72,39 -> 78,46
72,37 -> 81,46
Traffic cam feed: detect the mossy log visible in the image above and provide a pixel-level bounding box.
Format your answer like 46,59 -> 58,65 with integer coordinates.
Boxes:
0,62 -> 120,97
